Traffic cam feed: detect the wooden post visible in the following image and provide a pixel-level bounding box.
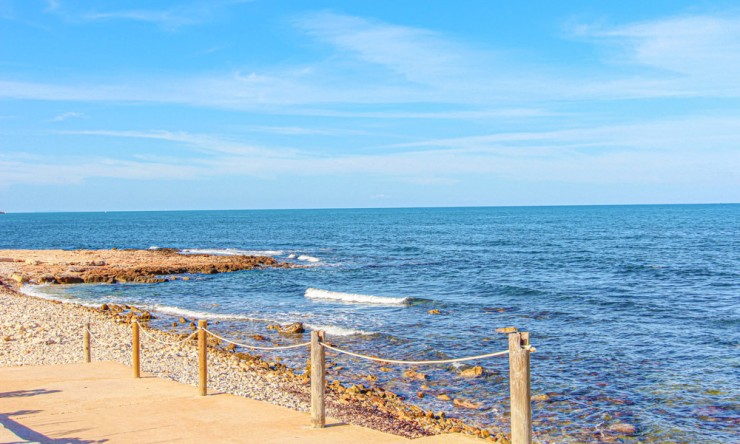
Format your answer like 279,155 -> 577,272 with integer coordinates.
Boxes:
508,331 -> 532,444
198,320 -> 208,396
83,323 -> 91,363
310,330 -> 326,428
132,321 -> 140,378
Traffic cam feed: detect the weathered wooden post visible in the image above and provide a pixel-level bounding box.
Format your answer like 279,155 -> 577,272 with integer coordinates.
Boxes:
310,330 -> 326,428
508,331 -> 532,444
83,323 -> 91,363
132,321 -> 140,378
198,320 -> 208,396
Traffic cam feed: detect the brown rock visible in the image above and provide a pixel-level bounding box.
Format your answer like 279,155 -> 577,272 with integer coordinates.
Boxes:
181,276 -> 191,281
178,317 -> 188,324
2,335 -> 11,341
403,369 -> 427,380
459,366 -> 484,378
532,393 -> 550,402
276,322 -> 305,335
453,398 -> 481,409
436,394 -> 451,401
428,309 -> 441,315
56,274 -> 84,284
495,326 -> 518,334
38,274 -> 57,284
417,391 -> 425,398
10,273 -> 27,284
250,334 -> 267,341
609,423 -> 636,435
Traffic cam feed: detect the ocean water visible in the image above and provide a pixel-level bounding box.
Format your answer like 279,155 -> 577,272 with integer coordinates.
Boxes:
2,205 -> 738,443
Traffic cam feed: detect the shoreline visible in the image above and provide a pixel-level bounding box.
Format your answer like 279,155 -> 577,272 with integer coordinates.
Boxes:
0,249 -> 508,443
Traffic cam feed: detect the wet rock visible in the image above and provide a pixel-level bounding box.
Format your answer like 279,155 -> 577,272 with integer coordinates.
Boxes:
225,343 -> 237,351
436,394 -> 451,401
428,309 -> 441,315
3,335 -> 11,341
532,393 -> 550,402
10,273 -> 27,284
417,391 -> 425,398
38,274 -> 57,284
453,398 -> 481,409
495,326 -> 518,334
56,274 -> 84,284
459,366 -> 484,378
403,369 -> 427,380
608,422 -> 636,435
250,334 -> 267,341
178,317 -> 188,324
274,322 -> 304,335
181,276 -> 191,281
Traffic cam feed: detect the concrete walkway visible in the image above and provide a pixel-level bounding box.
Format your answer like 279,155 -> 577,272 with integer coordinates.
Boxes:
0,362 -> 481,443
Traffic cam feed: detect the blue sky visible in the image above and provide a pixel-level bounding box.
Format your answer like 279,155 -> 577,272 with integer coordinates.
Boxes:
1,0 -> 739,211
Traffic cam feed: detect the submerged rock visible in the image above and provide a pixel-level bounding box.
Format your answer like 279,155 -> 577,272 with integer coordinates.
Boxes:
609,422 -> 636,435
459,366 -> 484,378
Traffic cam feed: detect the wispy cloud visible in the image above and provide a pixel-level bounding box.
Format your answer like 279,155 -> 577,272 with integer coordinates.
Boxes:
50,0 -> 252,30
570,14 -> 740,97
49,111 -> 85,122
56,129 -> 295,157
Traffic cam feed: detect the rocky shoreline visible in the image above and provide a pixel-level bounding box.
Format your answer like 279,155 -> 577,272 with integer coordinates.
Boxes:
0,249 -> 508,443
0,248 -> 292,284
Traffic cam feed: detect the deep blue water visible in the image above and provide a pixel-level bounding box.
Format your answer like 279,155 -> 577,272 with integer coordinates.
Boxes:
1,205 -> 738,443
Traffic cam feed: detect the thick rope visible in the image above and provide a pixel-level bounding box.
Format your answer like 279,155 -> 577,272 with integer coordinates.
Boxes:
202,328 -> 310,351
321,343 -> 509,365
86,325 -> 131,351
138,325 -> 197,346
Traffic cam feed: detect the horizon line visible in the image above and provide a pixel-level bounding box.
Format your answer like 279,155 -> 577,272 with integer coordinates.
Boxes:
3,202 -> 738,215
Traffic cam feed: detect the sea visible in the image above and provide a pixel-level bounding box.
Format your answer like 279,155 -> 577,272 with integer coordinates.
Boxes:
2,205 -> 738,443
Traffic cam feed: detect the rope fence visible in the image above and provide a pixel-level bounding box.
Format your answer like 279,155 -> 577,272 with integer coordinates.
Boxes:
320,342 -> 510,365
202,327 -> 310,351
81,319 -> 536,444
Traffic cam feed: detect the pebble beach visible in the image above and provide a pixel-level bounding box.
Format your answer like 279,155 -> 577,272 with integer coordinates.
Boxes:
0,249 -> 508,443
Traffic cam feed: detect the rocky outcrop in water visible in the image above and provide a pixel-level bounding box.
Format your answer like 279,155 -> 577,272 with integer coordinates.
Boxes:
0,248 -> 293,286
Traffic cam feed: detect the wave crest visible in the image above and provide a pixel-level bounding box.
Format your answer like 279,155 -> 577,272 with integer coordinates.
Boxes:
180,248 -> 283,257
305,288 -> 410,305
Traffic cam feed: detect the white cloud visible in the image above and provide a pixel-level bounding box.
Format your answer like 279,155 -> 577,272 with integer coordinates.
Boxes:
50,111 -> 85,122
571,14 -> 740,97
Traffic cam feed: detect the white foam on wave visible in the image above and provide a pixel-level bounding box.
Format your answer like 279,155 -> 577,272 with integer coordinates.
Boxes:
297,255 -> 320,263
150,304 -> 269,322
305,288 -> 410,305
180,248 -> 284,257
305,323 -> 375,337
19,285 -> 99,308
287,254 -> 296,259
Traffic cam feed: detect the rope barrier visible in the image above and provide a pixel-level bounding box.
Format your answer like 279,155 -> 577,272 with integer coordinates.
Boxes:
85,325 -> 131,351
320,343 -> 509,365
202,328 -> 311,351
138,325 -> 197,346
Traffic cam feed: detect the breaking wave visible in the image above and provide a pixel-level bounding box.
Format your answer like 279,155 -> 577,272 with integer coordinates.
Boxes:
180,248 -> 283,257
305,288 -> 411,305
149,304 -> 268,322
297,255 -> 320,263
304,323 -> 375,337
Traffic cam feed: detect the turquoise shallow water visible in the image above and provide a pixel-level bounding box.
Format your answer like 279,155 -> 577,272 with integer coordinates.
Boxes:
2,205 -> 738,443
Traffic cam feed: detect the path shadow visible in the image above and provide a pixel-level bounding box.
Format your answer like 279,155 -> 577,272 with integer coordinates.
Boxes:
0,389 -> 61,398
0,410 -> 108,444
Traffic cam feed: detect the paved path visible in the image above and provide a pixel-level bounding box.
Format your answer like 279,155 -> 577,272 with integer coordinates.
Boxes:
0,362 -> 481,443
